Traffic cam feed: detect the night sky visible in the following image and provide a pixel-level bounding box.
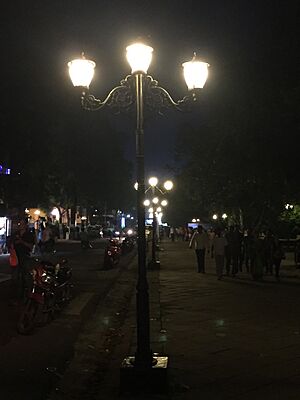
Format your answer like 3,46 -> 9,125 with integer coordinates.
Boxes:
1,1 -> 299,178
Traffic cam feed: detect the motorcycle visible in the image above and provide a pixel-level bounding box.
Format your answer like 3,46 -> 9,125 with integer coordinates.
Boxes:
103,239 -> 122,269
17,258 -> 72,335
121,236 -> 135,254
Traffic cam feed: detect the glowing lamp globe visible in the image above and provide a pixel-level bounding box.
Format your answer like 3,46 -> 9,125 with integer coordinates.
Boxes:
68,57 -> 96,88
149,177 -> 158,187
183,53 -> 209,90
126,43 -> 153,74
164,180 -> 173,191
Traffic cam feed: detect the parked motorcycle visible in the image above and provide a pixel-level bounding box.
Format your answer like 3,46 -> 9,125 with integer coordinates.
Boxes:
17,258 -> 72,334
121,236 -> 135,254
103,239 -> 122,269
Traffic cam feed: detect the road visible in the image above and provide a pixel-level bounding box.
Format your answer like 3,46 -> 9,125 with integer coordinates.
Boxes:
0,239 -> 135,400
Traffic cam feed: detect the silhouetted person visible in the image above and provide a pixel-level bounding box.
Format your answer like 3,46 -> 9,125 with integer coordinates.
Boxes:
213,229 -> 228,279
189,225 -> 209,273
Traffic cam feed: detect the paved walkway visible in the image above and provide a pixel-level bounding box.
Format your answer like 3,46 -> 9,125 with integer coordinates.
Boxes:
155,240 -> 300,399
51,239 -> 300,399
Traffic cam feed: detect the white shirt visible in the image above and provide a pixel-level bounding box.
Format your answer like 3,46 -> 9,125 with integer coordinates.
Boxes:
189,231 -> 209,250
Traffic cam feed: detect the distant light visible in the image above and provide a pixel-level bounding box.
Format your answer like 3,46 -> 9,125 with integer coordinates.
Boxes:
148,207 -> 154,213
126,214 -> 131,218
127,229 -> 133,235
25,208 -> 30,214
34,209 -> 41,216
164,180 -> 173,191
152,197 -> 159,204
130,217 -> 134,220
196,218 -> 200,222
149,177 -> 158,187
134,182 -> 138,191
192,218 -> 196,223
144,199 -> 150,206
156,207 -> 162,213
285,203 -> 294,210
51,207 -> 60,220
222,213 -> 228,219
161,200 -> 168,207
81,216 -> 87,220
121,217 -> 125,229
212,214 -> 218,220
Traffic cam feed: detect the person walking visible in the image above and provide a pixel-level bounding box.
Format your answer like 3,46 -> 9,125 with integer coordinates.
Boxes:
189,225 -> 209,273
170,227 -> 175,242
225,225 -> 242,276
272,236 -> 285,280
213,229 -> 228,279
10,219 -> 35,302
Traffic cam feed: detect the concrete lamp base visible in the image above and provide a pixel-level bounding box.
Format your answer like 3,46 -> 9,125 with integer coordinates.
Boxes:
120,355 -> 169,394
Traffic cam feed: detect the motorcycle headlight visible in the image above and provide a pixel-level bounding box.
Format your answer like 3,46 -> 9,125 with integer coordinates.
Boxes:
41,272 -> 52,283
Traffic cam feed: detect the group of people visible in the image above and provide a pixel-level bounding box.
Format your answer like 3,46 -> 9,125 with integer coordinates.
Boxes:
189,224 -> 285,280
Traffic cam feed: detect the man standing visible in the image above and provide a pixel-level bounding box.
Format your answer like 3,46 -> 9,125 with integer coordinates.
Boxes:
189,225 -> 209,273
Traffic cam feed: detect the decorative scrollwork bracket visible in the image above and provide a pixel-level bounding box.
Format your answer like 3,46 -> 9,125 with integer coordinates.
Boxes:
80,74 -> 200,115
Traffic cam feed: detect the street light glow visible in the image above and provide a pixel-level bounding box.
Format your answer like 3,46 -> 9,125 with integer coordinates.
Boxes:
152,197 -> 159,204
148,177 -> 158,187
222,213 -> 228,219
126,43 -> 153,74
68,56 -> 96,88
161,200 -> 168,207
212,214 -> 218,220
143,199 -> 150,206
164,180 -> 173,191
182,53 -> 209,90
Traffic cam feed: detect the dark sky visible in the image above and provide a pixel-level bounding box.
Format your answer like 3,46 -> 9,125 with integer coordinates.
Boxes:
1,0 -> 299,179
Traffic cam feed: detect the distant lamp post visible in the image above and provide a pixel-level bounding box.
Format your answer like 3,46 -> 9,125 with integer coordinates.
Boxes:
68,41 -> 208,391
145,177 -> 173,269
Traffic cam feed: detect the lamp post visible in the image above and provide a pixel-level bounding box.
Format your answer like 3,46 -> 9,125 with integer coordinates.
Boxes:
145,177 -> 173,268
68,42 -> 209,389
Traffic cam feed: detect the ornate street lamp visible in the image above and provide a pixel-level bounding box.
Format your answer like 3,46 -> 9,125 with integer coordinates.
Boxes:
68,41 -> 209,390
145,177 -> 173,269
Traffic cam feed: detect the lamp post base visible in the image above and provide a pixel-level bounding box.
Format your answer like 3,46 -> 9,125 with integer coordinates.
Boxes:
148,259 -> 161,269
120,355 -> 168,394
